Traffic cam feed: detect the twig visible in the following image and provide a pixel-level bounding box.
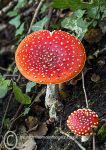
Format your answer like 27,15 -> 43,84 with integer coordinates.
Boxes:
0,93 -> 13,134
9,104 -> 23,130
0,72 -> 21,133
27,0 -> 45,34
45,7 -> 53,29
0,0 -> 18,16
9,87 -> 46,130
82,71 -> 89,108
0,66 -> 8,71
60,130 -> 86,150
93,132 -> 96,150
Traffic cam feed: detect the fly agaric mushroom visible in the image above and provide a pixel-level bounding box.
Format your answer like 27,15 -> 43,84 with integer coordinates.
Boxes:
67,108 -> 99,142
15,30 -> 86,119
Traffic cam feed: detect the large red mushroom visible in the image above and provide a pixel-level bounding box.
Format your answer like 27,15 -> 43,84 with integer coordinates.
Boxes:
15,30 -> 86,118
67,108 -> 99,142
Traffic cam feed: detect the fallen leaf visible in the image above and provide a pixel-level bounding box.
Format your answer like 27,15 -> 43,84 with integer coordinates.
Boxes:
25,116 -> 38,130
17,137 -> 37,150
85,28 -> 103,43
29,122 -> 48,137
91,73 -> 100,82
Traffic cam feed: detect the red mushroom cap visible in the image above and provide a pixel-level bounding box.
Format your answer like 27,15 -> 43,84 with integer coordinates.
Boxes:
67,108 -> 99,136
15,30 -> 86,84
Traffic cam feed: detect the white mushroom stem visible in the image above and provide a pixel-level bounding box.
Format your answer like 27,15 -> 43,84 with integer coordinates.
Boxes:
81,135 -> 90,142
45,84 -> 61,119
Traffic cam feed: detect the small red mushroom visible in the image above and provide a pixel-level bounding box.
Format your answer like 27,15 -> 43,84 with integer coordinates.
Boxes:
15,30 -> 86,84
67,108 -> 99,141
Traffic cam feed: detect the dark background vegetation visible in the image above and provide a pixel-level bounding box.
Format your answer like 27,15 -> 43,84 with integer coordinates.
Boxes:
0,0 -> 106,149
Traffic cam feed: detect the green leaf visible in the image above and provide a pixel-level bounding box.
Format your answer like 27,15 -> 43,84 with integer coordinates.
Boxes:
13,82 -> 31,105
26,81 -> 36,93
32,16 -> 49,31
98,123 -> 106,137
0,75 -> 10,98
99,23 -> 106,33
14,0 -> 28,10
15,23 -> 25,36
102,9 -> 106,19
74,9 -> 85,18
52,0 -> 71,9
9,15 -> 21,28
52,0 -> 105,10
40,3 -> 49,14
7,10 -> 18,17
87,7 -> 100,19
61,10 -> 89,39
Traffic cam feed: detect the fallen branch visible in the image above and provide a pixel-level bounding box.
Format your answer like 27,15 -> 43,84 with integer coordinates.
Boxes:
27,0 -> 45,34
0,0 -> 18,16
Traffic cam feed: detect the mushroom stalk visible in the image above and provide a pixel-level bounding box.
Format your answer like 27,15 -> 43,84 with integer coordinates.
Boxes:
45,84 -> 61,119
81,135 -> 90,142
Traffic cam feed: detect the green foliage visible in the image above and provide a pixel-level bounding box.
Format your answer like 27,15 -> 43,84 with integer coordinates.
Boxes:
32,16 -> 49,31
52,0 -> 71,9
52,0 -> 105,10
40,3 -> 49,14
26,81 -> 36,93
61,10 -> 90,39
7,10 -> 18,17
9,15 -> 21,28
0,75 -> 10,99
14,0 -> 28,10
13,82 -> 31,105
15,23 -> 25,36
99,6 -> 106,33
98,123 -> 106,137
102,8 -> 106,19
87,6 -> 100,19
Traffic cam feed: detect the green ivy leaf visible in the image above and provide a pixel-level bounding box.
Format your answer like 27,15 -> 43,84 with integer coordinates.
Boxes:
102,9 -> 106,19
15,23 -> 25,36
87,7 -> 100,19
0,75 -> 10,98
61,10 -> 89,39
98,123 -> 106,137
7,10 -> 18,17
40,3 -> 49,14
14,0 -> 28,10
32,16 -> 49,31
26,81 -> 36,93
9,15 -> 21,28
99,22 -> 106,33
13,82 -> 31,105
